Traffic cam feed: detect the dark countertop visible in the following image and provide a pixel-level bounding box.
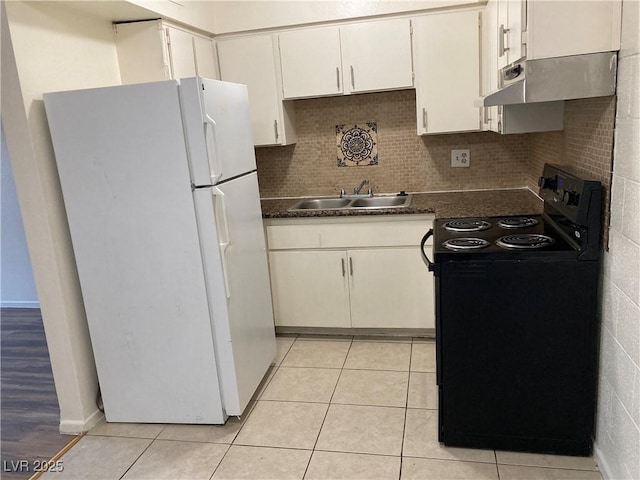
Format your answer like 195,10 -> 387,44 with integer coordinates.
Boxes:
261,189 -> 543,220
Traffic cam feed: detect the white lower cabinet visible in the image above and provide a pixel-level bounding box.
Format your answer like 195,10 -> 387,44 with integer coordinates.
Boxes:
348,248 -> 434,329
269,250 -> 351,328
266,215 -> 435,330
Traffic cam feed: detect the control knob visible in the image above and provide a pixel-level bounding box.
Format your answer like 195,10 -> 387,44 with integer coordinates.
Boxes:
538,176 -> 556,190
561,190 -> 580,206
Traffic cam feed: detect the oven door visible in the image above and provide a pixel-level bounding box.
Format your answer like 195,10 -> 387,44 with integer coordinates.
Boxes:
437,259 -> 599,455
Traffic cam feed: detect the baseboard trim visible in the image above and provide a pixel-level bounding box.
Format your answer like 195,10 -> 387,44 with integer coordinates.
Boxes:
1,301 -> 40,308
594,444 -> 613,480
59,408 -> 104,434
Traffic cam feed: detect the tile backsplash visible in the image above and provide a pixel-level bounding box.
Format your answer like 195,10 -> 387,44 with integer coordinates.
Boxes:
529,96 -> 616,244
254,90 -> 617,231
255,90 -> 530,198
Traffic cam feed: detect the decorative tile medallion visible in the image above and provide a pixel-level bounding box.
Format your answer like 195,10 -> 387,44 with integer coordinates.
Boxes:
336,123 -> 378,167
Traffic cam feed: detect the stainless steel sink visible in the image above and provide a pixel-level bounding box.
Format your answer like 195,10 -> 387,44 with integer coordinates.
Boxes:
291,198 -> 352,210
350,196 -> 411,208
289,194 -> 412,212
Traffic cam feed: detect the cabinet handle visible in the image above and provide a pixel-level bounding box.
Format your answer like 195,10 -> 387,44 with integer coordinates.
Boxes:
274,120 -> 279,142
341,258 -> 346,277
349,257 -> 353,276
422,108 -> 427,130
499,24 -> 510,57
336,67 -> 340,90
350,65 -> 355,89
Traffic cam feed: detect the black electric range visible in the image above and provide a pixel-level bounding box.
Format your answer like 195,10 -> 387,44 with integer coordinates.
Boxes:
420,164 -> 603,456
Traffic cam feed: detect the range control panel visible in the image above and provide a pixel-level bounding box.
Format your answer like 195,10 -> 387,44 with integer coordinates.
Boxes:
538,164 -> 602,227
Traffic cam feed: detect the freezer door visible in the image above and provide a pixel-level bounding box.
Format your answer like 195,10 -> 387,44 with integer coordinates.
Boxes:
180,77 -> 257,186
193,172 -> 276,416
43,81 -> 225,423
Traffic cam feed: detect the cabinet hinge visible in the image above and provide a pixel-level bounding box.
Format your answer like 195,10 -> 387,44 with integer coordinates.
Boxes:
521,30 -> 528,45
410,21 -> 413,35
165,27 -> 171,45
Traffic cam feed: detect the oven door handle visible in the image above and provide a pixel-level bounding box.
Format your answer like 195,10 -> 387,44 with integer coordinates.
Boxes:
420,229 -> 435,272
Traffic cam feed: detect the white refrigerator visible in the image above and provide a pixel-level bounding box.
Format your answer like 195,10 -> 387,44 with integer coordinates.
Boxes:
44,78 -> 276,424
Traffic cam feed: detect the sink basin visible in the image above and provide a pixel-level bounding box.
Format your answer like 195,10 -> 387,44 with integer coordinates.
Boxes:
291,198 -> 352,210
289,194 -> 412,212
350,196 -> 411,208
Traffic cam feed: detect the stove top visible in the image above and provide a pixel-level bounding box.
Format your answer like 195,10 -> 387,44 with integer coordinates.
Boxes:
433,214 -> 578,261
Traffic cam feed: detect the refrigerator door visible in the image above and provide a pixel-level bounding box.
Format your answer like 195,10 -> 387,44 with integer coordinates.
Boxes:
193,172 -> 276,416
180,77 -> 257,186
44,81 -> 226,423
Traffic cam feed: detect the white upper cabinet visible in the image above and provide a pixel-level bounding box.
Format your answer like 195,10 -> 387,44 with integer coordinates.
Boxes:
193,35 -> 218,79
341,18 -> 413,94
115,20 -> 217,84
526,1 -> 621,60
494,0 -> 621,70
413,10 -> 481,135
165,26 -> 197,79
278,26 -> 343,99
217,35 -> 296,147
277,18 -> 413,99
497,0 -> 525,69
481,2 -> 564,134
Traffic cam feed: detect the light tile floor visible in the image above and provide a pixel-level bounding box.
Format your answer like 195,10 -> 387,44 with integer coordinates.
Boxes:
43,335 -> 603,480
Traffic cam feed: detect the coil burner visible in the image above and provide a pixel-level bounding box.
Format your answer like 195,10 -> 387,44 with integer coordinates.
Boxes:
497,217 -> 540,229
442,238 -> 491,251
496,234 -> 555,250
443,219 -> 492,233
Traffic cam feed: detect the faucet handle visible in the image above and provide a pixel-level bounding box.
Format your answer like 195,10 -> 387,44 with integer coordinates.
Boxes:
340,188 -> 345,198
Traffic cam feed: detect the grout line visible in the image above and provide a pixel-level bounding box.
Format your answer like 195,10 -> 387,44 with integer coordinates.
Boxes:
398,343 -> 414,479
495,450 -> 501,480
208,444 -> 231,480
274,335 -> 297,367
302,338 -> 354,479
117,434 -> 158,480
257,398 -> 408,409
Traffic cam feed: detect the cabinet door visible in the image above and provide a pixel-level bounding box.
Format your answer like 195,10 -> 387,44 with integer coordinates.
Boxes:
166,27 -> 197,79
481,2 -> 501,133
269,250 -> 351,328
217,35 -> 283,146
506,0 -> 525,64
193,36 -> 218,79
348,248 -> 435,329
278,26 -> 343,99
115,20 -> 171,84
414,11 -> 481,134
341,18 -> 413,94
497,0 -> 525,68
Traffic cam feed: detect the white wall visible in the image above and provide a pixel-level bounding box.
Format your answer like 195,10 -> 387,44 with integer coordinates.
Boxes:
127,0 -> 218,33
1,1 -> 122,433
209,0 -> 477,34
595,0 -> 640,479
1,122 -> 39,308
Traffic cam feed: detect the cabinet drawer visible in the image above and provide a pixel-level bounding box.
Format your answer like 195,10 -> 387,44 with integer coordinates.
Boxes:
266,215 -> 434,250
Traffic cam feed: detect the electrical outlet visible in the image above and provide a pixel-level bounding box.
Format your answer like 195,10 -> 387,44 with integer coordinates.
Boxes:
451,149 -> 470,168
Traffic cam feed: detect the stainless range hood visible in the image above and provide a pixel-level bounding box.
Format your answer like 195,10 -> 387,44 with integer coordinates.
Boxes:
479,52 -> 618,107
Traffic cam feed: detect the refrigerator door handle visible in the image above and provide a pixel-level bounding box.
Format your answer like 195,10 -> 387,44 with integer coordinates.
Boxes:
212,187 -> 232,298
204,114 -> 223,184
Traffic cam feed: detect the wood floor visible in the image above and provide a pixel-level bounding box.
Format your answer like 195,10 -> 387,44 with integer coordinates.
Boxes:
1,308 -> 75,479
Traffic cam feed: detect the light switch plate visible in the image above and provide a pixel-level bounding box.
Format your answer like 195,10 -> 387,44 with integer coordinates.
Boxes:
451,149 -> 470,168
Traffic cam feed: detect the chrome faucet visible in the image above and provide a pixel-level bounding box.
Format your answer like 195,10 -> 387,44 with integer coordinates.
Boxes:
340,180 -> 373,198
354,179 -> 370,195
